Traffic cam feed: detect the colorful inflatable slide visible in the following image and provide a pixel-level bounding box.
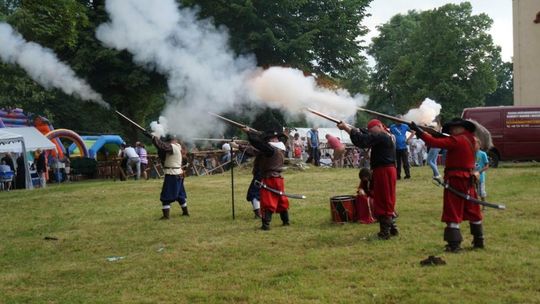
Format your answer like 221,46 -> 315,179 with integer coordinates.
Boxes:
0,108 -> 89,158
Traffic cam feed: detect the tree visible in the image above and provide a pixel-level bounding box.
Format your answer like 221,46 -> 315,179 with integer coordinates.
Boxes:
0,0 -> 167,143
181,0 -> 371,79
485,61 -> 513,106
368,2 -> 503,121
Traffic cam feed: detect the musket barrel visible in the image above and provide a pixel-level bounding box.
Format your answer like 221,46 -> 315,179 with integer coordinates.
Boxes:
305,108 -> 342,124
357,107 -> 447,137
115,110 -> 152,138
208,112 -> 261,134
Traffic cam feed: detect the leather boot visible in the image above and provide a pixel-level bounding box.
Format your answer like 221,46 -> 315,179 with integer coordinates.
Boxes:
280,211 -> 290,226
390,217 -> 399,236
377,216 -> 391,240
181,206 -> 190,216
444,227 -> 463,252
470,223 -> 484,249
160,208 -> 170,220
253,209 -> 261,219
261,210 -> 272,230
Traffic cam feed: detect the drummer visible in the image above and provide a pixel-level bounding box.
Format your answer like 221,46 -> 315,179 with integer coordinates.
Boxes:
337,119 -> 398,239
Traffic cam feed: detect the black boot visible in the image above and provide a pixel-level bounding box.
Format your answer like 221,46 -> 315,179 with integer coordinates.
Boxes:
261,210 -> 272,230
390,217 -> 399,236
253,209 -> 261,219
280,211 -> 290,226
470,223 -> 484,249
444,227 -> 463,253
377,216 -> 392,240
160,208 -> 170,220
181,206 -> 190,216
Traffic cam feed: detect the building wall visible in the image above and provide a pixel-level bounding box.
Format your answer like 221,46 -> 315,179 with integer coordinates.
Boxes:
513,0 -> 540,106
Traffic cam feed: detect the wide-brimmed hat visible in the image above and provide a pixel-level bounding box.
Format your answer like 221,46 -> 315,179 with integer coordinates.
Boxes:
163,134 -> 179,142
263,127 -> 287,141
442,118 -> 476,134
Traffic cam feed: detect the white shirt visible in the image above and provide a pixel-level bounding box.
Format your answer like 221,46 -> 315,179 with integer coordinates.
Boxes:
124,147 -> 139,158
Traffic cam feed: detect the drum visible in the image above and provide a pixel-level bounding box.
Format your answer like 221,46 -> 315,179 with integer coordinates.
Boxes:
330,195 -> 356,223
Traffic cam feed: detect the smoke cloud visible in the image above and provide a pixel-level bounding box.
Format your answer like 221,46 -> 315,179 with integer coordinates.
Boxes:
402,98 -> 442,126
96,0 -> 366,138
0,22 -> 109,108
248,67 -> 365,125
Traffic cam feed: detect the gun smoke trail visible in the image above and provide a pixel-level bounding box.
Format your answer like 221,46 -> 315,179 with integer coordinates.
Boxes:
0,22 -> 109,109
402,98 -> 442,126
96,0 -> 367,138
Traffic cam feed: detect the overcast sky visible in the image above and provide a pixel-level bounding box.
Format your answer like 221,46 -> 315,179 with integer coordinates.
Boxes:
363,0 -> 513,63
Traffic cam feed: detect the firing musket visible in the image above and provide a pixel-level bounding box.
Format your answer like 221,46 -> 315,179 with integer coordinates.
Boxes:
208,112 -> 262,135
305,108 -> 354,127
191,138 -> 249,145
115,110 -> 153,139
357,107 -> 447,138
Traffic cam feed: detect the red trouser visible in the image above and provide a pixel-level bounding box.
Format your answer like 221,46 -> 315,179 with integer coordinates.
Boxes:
371,165 -> 397,217
442,176 -> 482,223
259,177 -> 289,213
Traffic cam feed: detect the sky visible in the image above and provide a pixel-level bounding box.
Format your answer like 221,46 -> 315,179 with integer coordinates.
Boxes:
363,0 -> 513,64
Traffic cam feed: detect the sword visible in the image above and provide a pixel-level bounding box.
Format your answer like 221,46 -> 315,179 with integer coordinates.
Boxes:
254,180 -> 306,199
432,177 -> 506,210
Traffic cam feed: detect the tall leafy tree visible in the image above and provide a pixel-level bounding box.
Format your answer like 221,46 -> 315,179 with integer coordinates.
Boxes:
485,61 -> 513,106
181,0 -> 372,79
368,2 -> 503,121
0,0 -> 167,142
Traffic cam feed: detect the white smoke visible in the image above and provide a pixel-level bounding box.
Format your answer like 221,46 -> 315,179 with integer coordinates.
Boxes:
0,22 -> 109,108
402,98 -> 442,126
96,0 -> 367,137
96,0 -> 254,139
149,116 -> 168,138
248,67 -> 365,126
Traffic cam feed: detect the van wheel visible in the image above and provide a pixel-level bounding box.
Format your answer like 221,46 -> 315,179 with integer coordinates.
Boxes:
488,150 -> 499,168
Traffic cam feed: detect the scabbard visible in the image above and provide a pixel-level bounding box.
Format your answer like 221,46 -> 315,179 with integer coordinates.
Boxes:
433,178 -> 506,210
254,180 -> 306,199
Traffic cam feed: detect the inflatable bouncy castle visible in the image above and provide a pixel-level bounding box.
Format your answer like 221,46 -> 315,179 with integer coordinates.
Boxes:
0,108 -> 89,158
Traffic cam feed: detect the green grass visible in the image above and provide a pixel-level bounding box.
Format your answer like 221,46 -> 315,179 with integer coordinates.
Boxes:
1,163 -> 539,303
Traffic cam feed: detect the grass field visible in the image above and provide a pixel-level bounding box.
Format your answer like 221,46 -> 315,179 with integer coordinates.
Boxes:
1,163 -> 539,303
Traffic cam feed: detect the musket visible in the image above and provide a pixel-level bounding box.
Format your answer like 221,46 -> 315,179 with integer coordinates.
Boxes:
357,107 -> 447,138
208,112 -> 261,135
305,108 -> 354,128
432,177 -> 506,210
192,138 -> 249,144
115,110 -> 152,139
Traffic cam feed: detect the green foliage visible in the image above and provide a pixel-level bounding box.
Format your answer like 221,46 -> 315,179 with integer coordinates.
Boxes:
0,164 -> 539,302
485,61 -> 513,106
368,2 -> 503,121
182,0 -> 372,79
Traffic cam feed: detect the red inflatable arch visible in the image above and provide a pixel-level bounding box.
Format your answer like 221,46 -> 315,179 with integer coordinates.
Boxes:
46,129 -> 89,158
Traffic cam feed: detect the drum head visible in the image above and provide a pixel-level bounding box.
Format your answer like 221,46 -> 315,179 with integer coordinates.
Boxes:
331,195 -> 356,202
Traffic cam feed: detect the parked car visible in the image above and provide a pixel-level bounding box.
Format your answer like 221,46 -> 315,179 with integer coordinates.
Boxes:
462,106 -> 540,167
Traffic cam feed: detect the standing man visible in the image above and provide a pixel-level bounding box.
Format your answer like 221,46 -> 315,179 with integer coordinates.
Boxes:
306,127 -> 320,166
152,135 -> 189,220
243,126 -> 290,230
410,118 -> 483,252
389,118 -> 413,179
35,149 -> 47,188
325,134 -> 346,168
337,119 -> 398,239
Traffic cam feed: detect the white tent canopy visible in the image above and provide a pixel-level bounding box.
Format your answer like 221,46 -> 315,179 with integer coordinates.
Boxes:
0,128 -> 36,189
0,127 -> 56,153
